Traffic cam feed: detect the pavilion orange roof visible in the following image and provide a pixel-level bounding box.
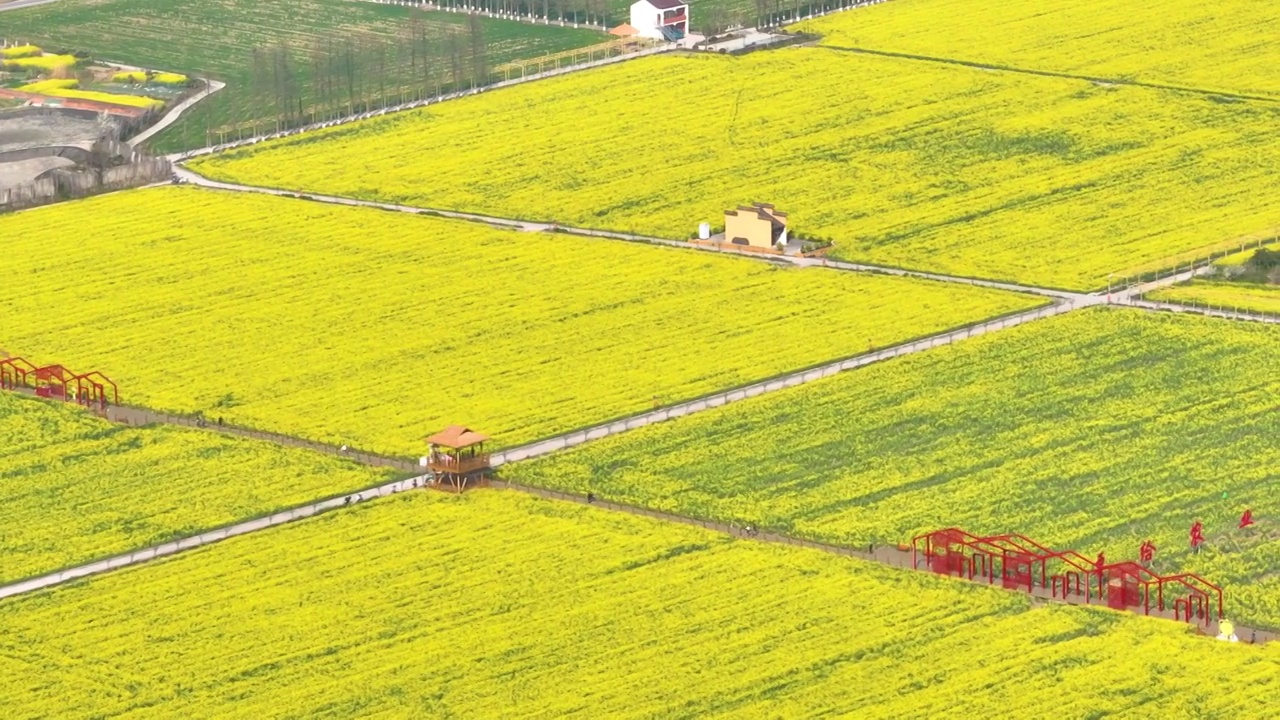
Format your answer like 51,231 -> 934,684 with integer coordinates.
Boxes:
609,23 -> 639,37
425,425 -> 490,448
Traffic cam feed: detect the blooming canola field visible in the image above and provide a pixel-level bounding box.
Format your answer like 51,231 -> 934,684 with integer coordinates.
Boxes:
0,187 -> 1037,455
1,490 -> 1275,717
508,309 -> 1280,626
0,391 -> 390,585
798,0 -> 1280,98
1148,280 -> 1280,316
192,50 -> 1280,290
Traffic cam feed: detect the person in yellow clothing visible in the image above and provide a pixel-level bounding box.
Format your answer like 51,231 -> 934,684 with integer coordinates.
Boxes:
1217,619 -> 1238,642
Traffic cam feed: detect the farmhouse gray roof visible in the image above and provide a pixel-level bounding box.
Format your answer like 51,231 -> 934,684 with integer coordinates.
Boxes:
644,0 -> 687,9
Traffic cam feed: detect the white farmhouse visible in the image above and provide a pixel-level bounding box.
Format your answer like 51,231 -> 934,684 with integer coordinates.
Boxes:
629,0 -> 689,41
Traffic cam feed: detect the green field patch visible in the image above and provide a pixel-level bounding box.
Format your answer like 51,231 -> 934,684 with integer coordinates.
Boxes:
0,0 -> 602,151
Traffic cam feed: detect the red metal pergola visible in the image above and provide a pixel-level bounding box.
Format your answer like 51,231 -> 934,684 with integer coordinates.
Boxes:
33,364 -> 75,400
913,527 -> 1224,627
0,358 -> 120,412
0,357 -> 36,390
72,371 -> 119,411
914,528 -> 1097,600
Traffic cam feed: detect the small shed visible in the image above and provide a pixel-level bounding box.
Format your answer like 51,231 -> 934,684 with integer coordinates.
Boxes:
724,203 -> 788,250
425,425 -> 491,493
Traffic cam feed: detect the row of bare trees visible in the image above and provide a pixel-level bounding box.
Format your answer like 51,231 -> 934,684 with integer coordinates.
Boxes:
180,0 -> 870,145
247,12 -> 486,128
196,12 -> 495,140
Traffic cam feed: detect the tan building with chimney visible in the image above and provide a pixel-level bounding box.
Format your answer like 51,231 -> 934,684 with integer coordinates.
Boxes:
724,203 -> 788,250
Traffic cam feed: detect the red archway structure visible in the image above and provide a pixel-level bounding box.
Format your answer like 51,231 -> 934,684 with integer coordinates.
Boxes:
0,357 -> 36,390
913,527 -> 1224,628
73,371 -> 119,411
913,528 -> 1095,599
33,364 -> 75,400
1160,572 -> 1224,626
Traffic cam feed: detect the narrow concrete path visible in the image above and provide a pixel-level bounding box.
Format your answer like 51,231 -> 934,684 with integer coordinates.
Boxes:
128,79 -> 225,148
1112,267 -> 1212,300
1120,298 -> 1280,325
823,44 -> 1280,105
489,299 -> 1079,466
174,168 -> 1085,301
0,0 -> 60,12
794,255 -> 1087,301
0,474 -> 428,601
4,469 -> 1267,645
104,400 -> 418,472
0,300 -> 1072,600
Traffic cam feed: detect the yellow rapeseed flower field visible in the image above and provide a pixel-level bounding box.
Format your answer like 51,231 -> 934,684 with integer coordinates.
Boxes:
798,0 -> 1280,98
0,44 -> 42,59
1214,243 -> 1279,268
1,490 -> 1274,717
19,78 -> 165,109
0,186 -> 1037,455
191,49 -> 1280,290
2,53 -> 78,71
0,391 -> 391,585
1148,280 -> 1280,315
509,309 -> 1280,626
111,70 -> 190,86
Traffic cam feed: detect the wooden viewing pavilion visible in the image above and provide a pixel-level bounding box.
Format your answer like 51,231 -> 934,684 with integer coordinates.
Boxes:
424,425 -> 491,493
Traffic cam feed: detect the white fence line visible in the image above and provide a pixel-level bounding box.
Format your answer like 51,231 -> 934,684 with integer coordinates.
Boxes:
1119,298 -> 1280,325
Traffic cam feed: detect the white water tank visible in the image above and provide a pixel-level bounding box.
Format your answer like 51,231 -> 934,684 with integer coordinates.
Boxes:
698,222 -> 710,239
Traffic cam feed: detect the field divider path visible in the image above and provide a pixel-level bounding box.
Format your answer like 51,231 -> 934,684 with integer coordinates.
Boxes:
0,299 -> 1079,601
0,0 -> 61,12
1118,298 -> 1280,325
821,44 -> 1280,105
172,167 -> 1086,301
128,78 -> 226,148
3,461 -> 1269,645
0,473 -> 429,601
488,299 -> 1084,465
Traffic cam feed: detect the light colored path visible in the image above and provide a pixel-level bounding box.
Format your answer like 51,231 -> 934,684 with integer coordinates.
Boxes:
128,79 -> 225,148
489,300 -> 1081,465
103,400 -> 418,472
0,474 -> 428,601
175,167 -> 1086,301
0,0 -> 59,11
1120,298 -> 1280,325
823,45 -> 1280,106
0,254 -> 1253,629
0,299 -> 1072,600
3,466 -> 1265,643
